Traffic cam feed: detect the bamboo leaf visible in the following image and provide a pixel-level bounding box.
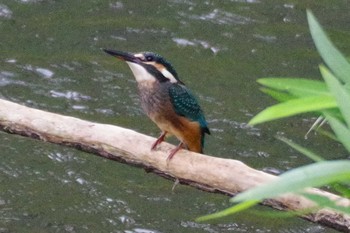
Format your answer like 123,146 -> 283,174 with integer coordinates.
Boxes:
277,136 -> 324,162
196,200 -> 258,222
260,87 -> 296,102
307,10 -> 350,84
325,114 -> 350,152
320,65 -> 350,127
303,193 -> 350,215
232,160 -> 350,203
249,95 -> 336,125
258,78 -> 329,97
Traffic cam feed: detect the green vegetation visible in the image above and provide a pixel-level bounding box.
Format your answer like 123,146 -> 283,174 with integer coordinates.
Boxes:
197,10 -> 350,222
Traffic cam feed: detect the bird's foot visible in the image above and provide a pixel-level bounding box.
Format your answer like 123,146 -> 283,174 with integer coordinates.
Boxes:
166,142 -> 184,161
151,132 -> 167,150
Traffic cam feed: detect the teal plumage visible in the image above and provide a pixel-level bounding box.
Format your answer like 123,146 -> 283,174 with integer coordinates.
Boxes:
168,83 -> 210,145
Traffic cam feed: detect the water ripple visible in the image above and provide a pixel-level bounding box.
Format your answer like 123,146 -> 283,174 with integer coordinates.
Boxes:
18,64 -> 55,79
126,228 -> 162,233
0,71 -> 26,87
49,90 -> 92,101
209,118 -> 261,136
17,0 -> 43,3
109,1 -> 124,10
172,37 -> 221,54
0,4 -> 12,19
180,8 -> 255,25
35,67 -> 54,78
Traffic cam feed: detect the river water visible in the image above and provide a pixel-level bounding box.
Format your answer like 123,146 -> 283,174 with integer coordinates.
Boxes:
1,0 -> 349,232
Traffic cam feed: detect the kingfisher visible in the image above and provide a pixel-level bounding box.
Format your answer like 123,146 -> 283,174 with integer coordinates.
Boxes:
103,49 -> 210,160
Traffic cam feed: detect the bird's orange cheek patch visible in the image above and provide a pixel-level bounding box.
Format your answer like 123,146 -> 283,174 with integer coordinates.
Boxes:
152,63 -> 165,72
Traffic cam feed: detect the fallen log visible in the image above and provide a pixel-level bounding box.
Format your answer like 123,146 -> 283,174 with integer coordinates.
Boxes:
0,98 -> 349,232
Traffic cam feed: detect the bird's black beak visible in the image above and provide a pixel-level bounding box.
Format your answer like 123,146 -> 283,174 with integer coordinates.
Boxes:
103,49 -> 139,63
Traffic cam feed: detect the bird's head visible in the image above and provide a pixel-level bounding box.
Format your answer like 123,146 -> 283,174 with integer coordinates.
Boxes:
103,49 -> 183,84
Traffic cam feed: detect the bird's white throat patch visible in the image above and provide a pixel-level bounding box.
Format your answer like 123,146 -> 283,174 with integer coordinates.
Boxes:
126,62 -> 155,82
160,68 -> 177,83
126,61 -> 178,83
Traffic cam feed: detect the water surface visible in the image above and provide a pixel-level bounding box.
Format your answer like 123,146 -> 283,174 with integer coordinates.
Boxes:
1,0 -> 349,232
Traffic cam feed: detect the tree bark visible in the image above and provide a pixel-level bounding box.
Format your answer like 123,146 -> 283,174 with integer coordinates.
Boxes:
0,99 -> 349,232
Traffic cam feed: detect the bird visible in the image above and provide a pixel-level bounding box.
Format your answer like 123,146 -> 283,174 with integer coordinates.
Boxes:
103,49 -> 210,160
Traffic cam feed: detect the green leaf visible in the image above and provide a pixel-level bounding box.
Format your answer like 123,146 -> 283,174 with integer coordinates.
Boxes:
325,114 -> 350,152
303,193 -> 350,215
258,78 -> 329,97
260,87 -> 296,102
332,183 -> 350,198
307,10 -> 350,84
232,160 -> 350,203
315,128 -> 338,141
199,161 -> 350,221
249,95 -> 336,125
320,65 -> 350,127
277,136 -> 324,162
321,108 -> 344,123
196,200 -> 258,222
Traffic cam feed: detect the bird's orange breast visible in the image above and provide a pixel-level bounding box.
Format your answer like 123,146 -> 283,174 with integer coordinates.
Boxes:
151,112 -> 203,153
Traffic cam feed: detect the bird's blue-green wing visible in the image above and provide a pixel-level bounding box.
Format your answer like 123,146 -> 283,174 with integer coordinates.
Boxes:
168,84 -> 210,134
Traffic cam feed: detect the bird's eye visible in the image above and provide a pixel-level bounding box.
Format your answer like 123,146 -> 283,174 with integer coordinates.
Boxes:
145,55 -> 154,61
